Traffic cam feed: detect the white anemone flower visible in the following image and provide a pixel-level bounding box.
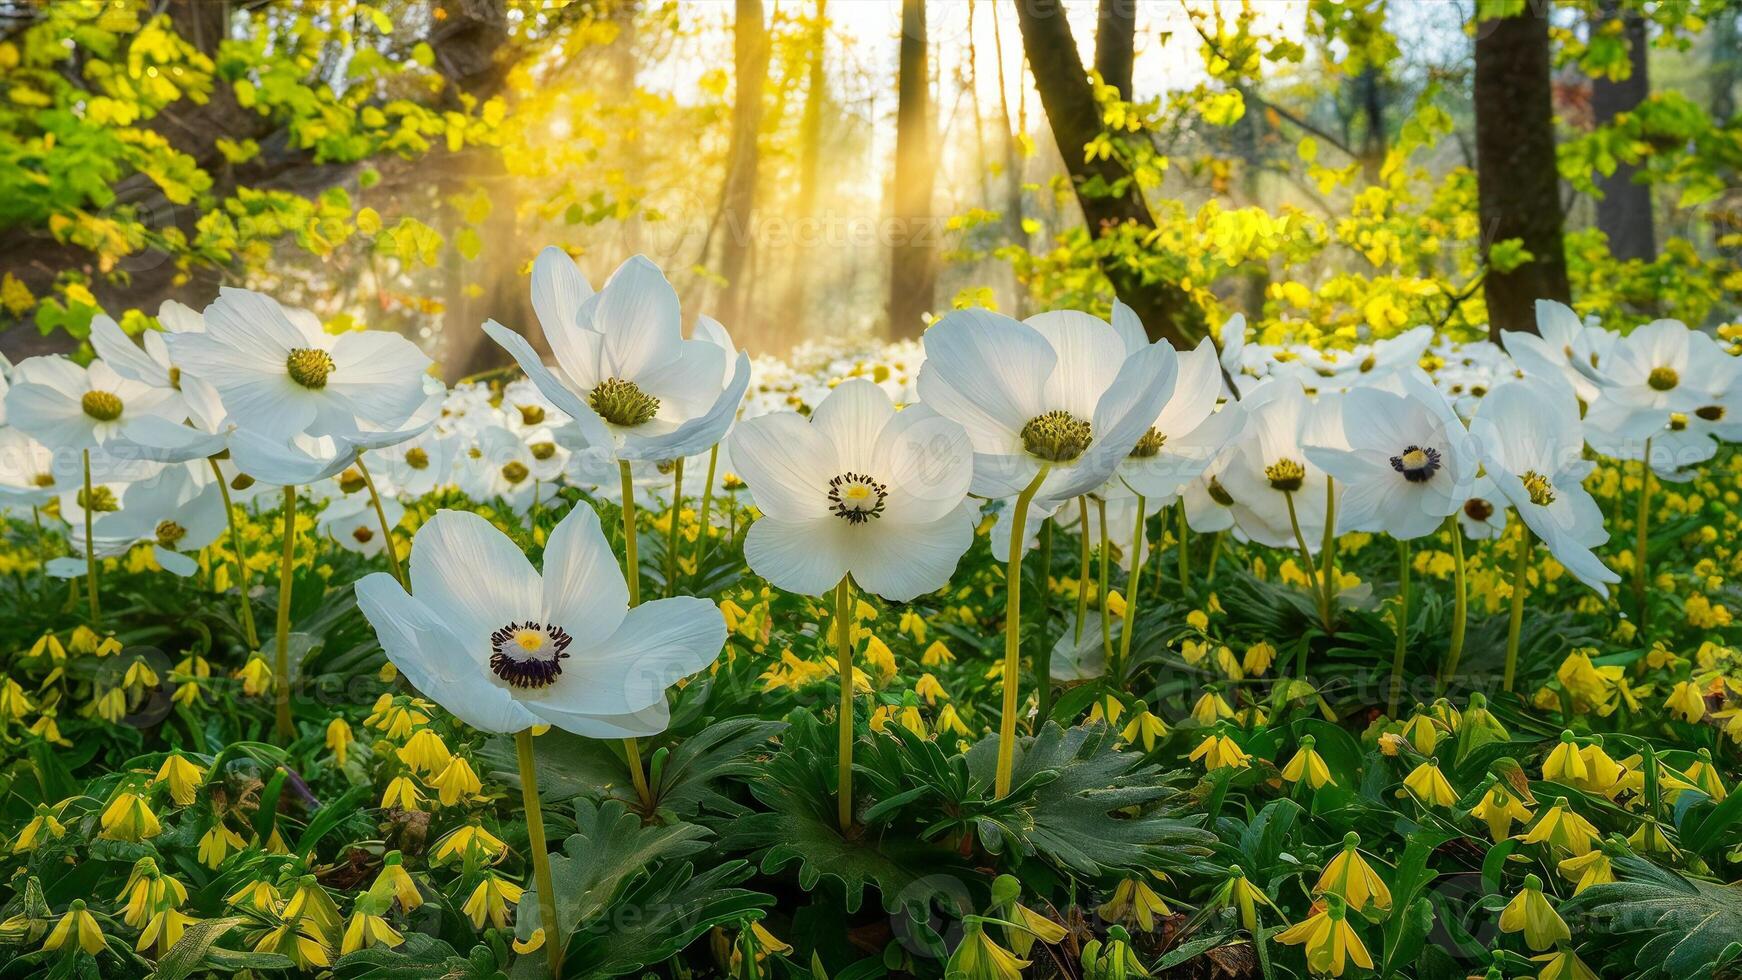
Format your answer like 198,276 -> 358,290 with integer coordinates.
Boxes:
86,464 -> 226,577
1329,326 -> 1436,390
5,355 -> 190,453
474,426 -> 546,513
1502,301 -> 1608,407
167,287 -> 433,444
227,430 -> 358,488
1647,365 -> 1742,480
0,428 -> 65,506
1116,336 -> 1247,501
1305,370 -> 1475,539
380,428 -> 455,497
320,495 -> 405,558
728,378 -> 975,601
1471,379 -> 1619,594
353,505 -> 726,737
915,307 -> 1176,509
1217,379 -> 1333,550
482,250 -> 752,465
1578,318 -> 1714,444
1455,474 -> 1508,541
1181,453 -> 1241,534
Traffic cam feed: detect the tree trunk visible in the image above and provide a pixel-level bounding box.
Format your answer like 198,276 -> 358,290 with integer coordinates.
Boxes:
715,0 -> 769,331
1016,0 -> 1199,346
1094,0 -> 1135,101
781,0 -> 829,349
1591,1 -> 1655,262
1355,68 -> 1385,184
1713,5 -> 1739,122
991,5 -> 1031,318
1475,4 -> 1570,340
887,0 -> 936,339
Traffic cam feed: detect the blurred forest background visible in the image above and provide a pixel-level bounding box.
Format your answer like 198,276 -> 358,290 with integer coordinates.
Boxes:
0,0 -> 1738,380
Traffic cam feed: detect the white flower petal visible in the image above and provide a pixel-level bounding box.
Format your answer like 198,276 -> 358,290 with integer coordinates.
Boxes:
89,317 -> 170,387
524,597 -> 723,726
409,509 -> 541,652
153,545 -> 200,577
918,309 -> 1054,448
848,503 -> 975,602
810,378 -> 895,473
744,515 -> 851,596
593,255 -> 683,380
482,319 -> 614,450
619,350 -> 751,462
539,503 -> 629,649
354,574 -> 537,733
726,409 -> 837,520
872,406 -> 973,524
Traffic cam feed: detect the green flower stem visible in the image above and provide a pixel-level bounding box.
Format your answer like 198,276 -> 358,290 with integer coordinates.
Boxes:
353,452 -> 406,591
1439,514 -> 1468,692
1206,530 -> 1224,584
274,485 -> 296,742
1634,440 -> 1653,630
834,575 -> 855,831
1503,523 -> 1534,693
1033,517 -> 1055,720
995,465 -> 1051,799
665,457 -> 684,597
1318,477 -> 1338,624
694,444 -> 719,584
1176,498 -> 1190,592
616,460 -> 654,811
1389,539 -> 1410,717
515,727 -> 563,977
1283,490 -> 1329,637
208,458 -> 259,650
1073,496 -> 1090,643
1096,498 -> 1112,666
81,448 -> 99,627
1118,495 -> 1148,681
619,460 -> 642,605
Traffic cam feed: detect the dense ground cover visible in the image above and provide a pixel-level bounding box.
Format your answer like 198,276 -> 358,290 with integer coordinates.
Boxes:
2,258 -> 1742,980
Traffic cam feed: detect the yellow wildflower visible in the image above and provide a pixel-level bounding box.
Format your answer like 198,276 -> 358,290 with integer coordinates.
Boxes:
1497,874 -> 1569,951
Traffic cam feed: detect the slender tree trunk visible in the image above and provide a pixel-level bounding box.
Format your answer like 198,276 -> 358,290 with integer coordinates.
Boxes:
1592,1 -> 1655,262
783,0 -> 829,348
1713,6 -> 1739,122
1234,107 -> 1270,314
717,0 -> 770,330
1356,68 -> 1385,184
991,6 -> 1031,318
1094,0 -> 1135,101
1475,3 -> 1570,339
1016,0 -> 1199,346
887,0 -> 936,339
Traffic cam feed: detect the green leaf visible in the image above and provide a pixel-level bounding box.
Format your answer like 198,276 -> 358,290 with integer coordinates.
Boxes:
513,798 -> 713,947
142,916 -> 246,980
967,723 -> 1216,877
1564,856 -> 1742,978
561,859 -> 769,978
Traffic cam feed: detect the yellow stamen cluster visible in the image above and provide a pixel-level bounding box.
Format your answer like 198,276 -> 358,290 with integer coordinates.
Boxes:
1521,470 -> 1556,507
154,520 -> 186,548
1265,458 -> 1306,492
1020,410 -> 1093,462
81,390 -> 124,421
286,348 -> 335,389
1128,426 -> 1167,459
588,377 -> 660,426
